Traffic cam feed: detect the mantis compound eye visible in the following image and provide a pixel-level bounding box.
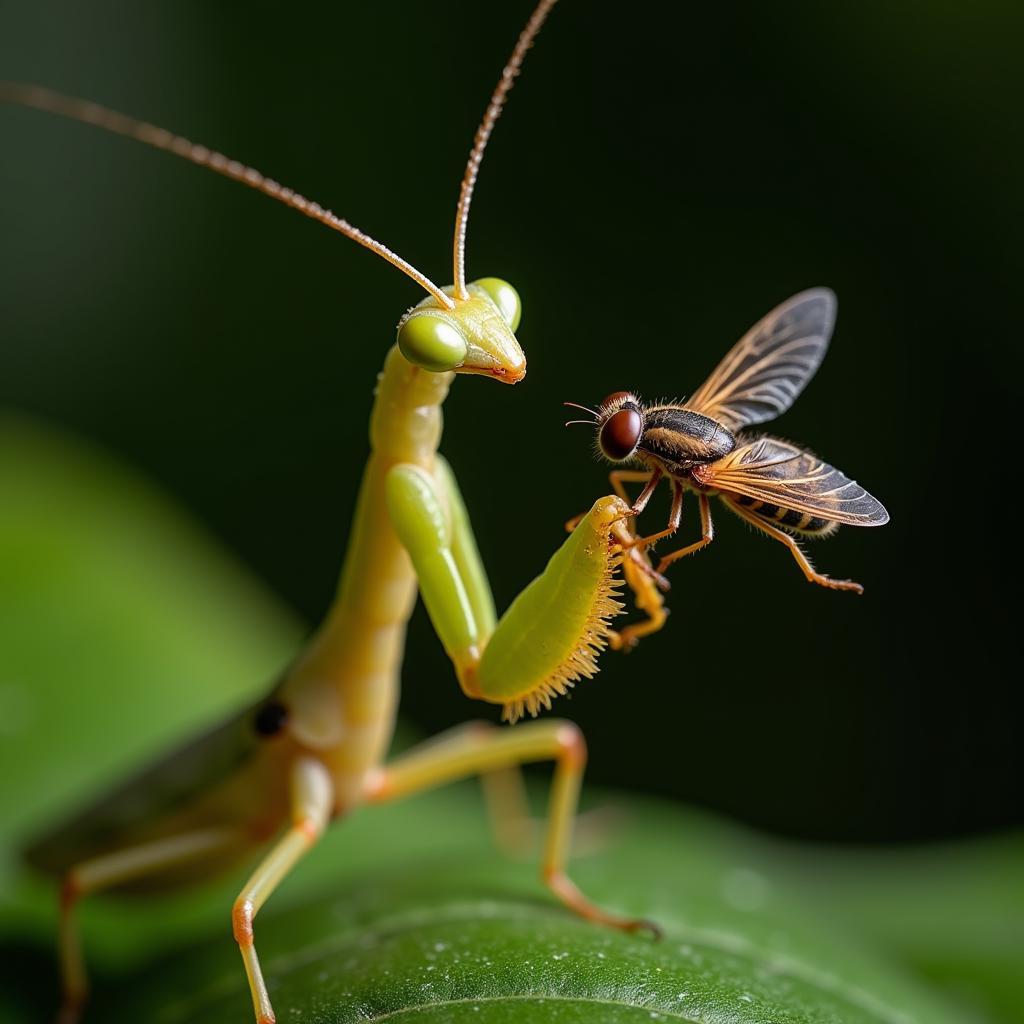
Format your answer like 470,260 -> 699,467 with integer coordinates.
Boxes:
471,277 -> 521,331
397,312 -> 469,372
599,408 -> 643,461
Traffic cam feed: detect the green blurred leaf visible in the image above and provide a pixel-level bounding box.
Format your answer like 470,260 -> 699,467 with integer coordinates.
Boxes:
775,837 -> 1024,1023
0,413 -> 301,879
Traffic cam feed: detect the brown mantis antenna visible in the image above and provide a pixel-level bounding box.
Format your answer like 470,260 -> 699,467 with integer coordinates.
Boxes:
0,82 -> 455,309
451,0 -> 558,301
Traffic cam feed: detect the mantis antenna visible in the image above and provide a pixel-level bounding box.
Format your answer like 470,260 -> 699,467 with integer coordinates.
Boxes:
451,0 -> 558,301
0,81 -> 455,309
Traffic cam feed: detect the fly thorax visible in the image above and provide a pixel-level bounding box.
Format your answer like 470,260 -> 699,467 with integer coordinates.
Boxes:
639,407 -> 736,471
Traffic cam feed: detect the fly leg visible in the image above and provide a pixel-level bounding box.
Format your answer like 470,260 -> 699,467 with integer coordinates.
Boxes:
655,492 -> 716,574
563,470 -> 664,590
619,479 -> 682,553
55,827 -> 243,1024
606,516 -> 669,650
609,469 -> 655,510
563,469 -> 654,532
364,719 -> 659,935
726,499 -> 864,593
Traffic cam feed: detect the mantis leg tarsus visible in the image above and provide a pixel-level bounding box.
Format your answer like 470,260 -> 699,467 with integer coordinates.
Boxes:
54,827 -> 242,1023
233,757 -> 332,1024
364,719 -> 657,935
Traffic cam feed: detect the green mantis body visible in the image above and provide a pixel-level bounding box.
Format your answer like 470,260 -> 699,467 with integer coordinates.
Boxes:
2,3 -> 662,1021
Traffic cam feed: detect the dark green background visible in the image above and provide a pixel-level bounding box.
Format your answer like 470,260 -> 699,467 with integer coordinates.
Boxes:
2,2 -> 1020,843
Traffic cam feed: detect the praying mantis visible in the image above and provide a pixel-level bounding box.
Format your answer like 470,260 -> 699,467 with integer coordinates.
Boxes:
2,2 -> 667,1021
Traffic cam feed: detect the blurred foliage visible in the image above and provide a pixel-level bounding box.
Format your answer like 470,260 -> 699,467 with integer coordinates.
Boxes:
1,417 -> 1022,1023
0,414 -> 302,867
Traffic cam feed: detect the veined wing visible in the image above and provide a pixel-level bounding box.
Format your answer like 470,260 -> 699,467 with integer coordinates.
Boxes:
703,436 -> 889,526
685,289 -> 836,431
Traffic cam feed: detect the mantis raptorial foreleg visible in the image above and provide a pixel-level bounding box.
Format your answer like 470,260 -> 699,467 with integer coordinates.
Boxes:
232,758 -> 333,1024
364,719 -> 656,934
387,462 -> 632,719
57,827 -> 243,1023
563,469 -> 669,650
379,462 -> 662,931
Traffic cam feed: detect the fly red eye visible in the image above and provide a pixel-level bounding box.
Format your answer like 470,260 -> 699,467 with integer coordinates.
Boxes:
599,408 -> 642,461
601,391 -> 633,409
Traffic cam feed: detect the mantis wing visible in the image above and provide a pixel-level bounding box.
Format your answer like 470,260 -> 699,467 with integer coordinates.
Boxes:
25,699 -> 276,876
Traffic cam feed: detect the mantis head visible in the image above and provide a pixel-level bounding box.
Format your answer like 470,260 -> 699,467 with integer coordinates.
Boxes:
396,277 -> 525,383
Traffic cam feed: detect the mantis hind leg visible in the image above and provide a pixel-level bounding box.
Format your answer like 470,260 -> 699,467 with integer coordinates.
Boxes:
724,498 -> 863,594
233,757 -> 332,1024
364,719 -> 659,936
396,719 -> 535,854
409,720 -> 621,856
54,826 -> 243,1023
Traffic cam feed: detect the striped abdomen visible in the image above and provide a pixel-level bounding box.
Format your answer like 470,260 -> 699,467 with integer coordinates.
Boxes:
729,494 -> 839,537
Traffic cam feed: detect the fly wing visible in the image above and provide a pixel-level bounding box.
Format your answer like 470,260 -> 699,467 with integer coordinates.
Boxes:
704,436 -> 889,526
684,289 -> 836,431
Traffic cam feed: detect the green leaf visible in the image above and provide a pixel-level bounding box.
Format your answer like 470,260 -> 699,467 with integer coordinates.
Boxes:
101,798 -> 970,1024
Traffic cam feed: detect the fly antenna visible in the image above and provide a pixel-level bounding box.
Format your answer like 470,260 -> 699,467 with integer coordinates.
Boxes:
0,82 -> 455,309
451,0 -> 558,301
563,401 -> 598,418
